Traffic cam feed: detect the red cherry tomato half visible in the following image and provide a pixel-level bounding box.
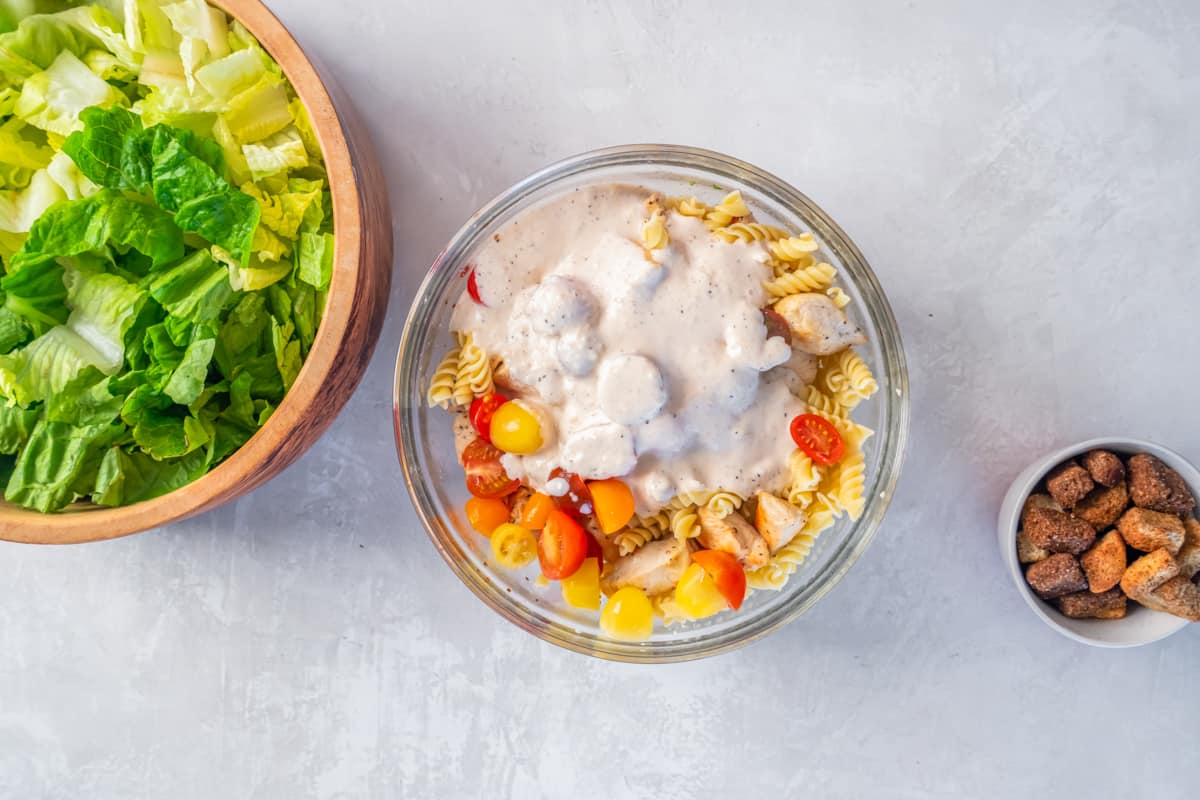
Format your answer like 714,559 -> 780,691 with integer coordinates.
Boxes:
690,549 -> 747,610
585,529 -> 604,575
462,438 -> 520,499
467,268 -> 484,305
549,467 -> 594,516
469,392 -> 507,443
761,307 -> 792,346
789,413 -> 846,466
538,510 -> 589,580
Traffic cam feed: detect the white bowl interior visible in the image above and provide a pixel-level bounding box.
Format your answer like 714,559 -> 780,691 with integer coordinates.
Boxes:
997,437 -> 1194,648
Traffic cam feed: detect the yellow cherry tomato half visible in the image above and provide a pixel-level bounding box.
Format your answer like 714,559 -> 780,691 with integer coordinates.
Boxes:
490,523 -> 537,569
600,586 -> 654,641
489,401 -> 543,454
465,497 -> 510,537
587,478 -> 636,534
674,562 -> 728,620
519,492 -> 556,530
561,556 -> 601,610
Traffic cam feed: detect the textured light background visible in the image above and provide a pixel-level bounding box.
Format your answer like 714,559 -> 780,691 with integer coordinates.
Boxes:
3,1 -> 1200,797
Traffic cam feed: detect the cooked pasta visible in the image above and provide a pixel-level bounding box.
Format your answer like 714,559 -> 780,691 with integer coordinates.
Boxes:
635,508 -> 673,534
762,261 -> 837,298
674,196 -> 709,218
452,331 -> 495,406
711,222 -> 790,243
613,524 -> 667,556
426,345 -> 461,409
746,492 -> 839,590
822,350 -> 879,410
825,450 -> 867,521
703,191 -> 750,231
767,233 -> 819,262
805,386 -> 848,419
785,449 -> 822,507
642,207 -> 670,250
771,253 -> 815,278
670,505 -> 701,540
672,490 -> 716,508
705,490 -> 743,518
827,286 -> 851,309
650,592 -> 688,626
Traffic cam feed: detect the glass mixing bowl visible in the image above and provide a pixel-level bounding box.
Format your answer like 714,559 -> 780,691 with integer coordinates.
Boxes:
394,145 -> 909,662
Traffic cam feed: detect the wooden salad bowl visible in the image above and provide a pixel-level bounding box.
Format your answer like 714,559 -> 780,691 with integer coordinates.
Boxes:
0,0 -> 393,544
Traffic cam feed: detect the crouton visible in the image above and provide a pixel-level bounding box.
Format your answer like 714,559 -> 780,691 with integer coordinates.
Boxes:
754,492 -> 806,553
1141,576 -> 1200,621
1175,518 -> 1200,579
772,292 -> 867,356
1073,482 -> 1129,530
696,507 -> 769,568
1026,554 -> 1088,599
1024,507 -> 1096,555
1119,548 -> 1180,599
1080,450 -> 1125,488
1016,530 -> 1050,564
1045,462 -> 1094,509
1021,493 -> 1062,530
601,537 -> 690,597
1079,530 -> 1126,593
1127,453 -> 1196,517
1116,507 -> 1185,555
1056,588 -> 1127,620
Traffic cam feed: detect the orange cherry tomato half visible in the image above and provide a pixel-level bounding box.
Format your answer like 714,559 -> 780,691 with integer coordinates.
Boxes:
549,467 -> 593,516
519,492 -> 556,530
467,268 -> 484,305
469,392 -> 507,443
789,413 -> 846,466
538,510 -> 589,580
587,477 -> 636,534
465,496 -> 511,536
691,549 -> 747,610
462,438 -> 520,499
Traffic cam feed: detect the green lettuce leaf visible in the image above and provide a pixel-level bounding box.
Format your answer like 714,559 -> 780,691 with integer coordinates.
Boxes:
0,400 -> 39,453
0,324 -> 108,405
241,127 -> 306,181
11,188 -> 185,271
62,263 -> 148,372
296,230 -> 332,291
4,417 -> 122,511
0,5 -> 135,81
14,49 -> 125,136
0,168 -> 67,238
0,257 -> 67,335
60,105 -> 151,193
45,365 -> 125,425
93,444 -> 211,506
120,382 -> 210,459
0,306 -> 31,353
161,322 -> 214,405
143,249 -> 232,322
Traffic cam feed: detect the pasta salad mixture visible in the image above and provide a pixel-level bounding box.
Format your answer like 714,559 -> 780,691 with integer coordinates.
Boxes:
428,184 -> 878,640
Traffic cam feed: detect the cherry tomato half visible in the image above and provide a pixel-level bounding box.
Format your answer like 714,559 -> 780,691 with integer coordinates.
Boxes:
761,307 -> 792,345
691,549 -> 747,610
549,467 -> 593,516
462,438 -> 520,499
467,268 -> 484,305
789,413 -> 846,466
538,510 -> 589,580
469,392 -> 507,443
519,492 -> 556,530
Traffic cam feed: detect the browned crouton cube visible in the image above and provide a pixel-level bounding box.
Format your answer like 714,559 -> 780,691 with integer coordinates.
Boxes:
1045,462 -> 1095,509
1016,530 -> 1050,564
1141,576 -> 1200,621
1021,493 -> 1062,529
1026,553 -> 1088,599
1081,450 -> 1126,488
1175,518 -> 1200,579
1127,453 -> 1196,517
1056,588 -> 1127,619
1073,482 -> 1129,530
1120,548 -> 1180,599
1117,507 -> 1185,554
1024,507 -> 1097,555
1080,530 -> 1126,593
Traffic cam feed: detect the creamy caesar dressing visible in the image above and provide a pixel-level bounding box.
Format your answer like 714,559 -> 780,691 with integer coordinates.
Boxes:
450,184 -> 806,513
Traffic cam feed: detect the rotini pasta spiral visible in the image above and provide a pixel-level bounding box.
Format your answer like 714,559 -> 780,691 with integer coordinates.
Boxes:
746,492 -> 839,590
771,253 -> 815,278
705,490 -> 743,518
670,505 -> 701,540
826,286 -> 851,309
785,450 -> 822,507
674,196 -> 709,218
642,207 -> 669,250
825,450 -> 867,521
671,490 -> 717,508
426,345 -> 461,409
711,222 -> 790,243
613,524 -> 667,557
635,508 -> 673,534
767,234 -> 819,262
762,262 -> 837,298
704,191 -> 750,230
821,350 -> 878,410
452,332 -> 495,406
650,592 -> 688,626
805,386 -> 848,419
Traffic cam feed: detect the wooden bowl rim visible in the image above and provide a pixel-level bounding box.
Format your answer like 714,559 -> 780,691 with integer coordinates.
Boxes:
0,0 -> 365,544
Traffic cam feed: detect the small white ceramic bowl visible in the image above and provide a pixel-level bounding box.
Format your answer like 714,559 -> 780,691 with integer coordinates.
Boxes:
998,437 -> 1196,648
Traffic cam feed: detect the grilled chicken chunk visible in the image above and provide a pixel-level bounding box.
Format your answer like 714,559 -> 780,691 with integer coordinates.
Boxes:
696,507 -> 769,568
773,293 -> 867,356
600,537 -> 690,596
754,492 -> 807,553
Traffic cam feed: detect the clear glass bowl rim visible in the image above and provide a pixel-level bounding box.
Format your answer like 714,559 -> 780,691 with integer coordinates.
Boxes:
393,144 -> 910,662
